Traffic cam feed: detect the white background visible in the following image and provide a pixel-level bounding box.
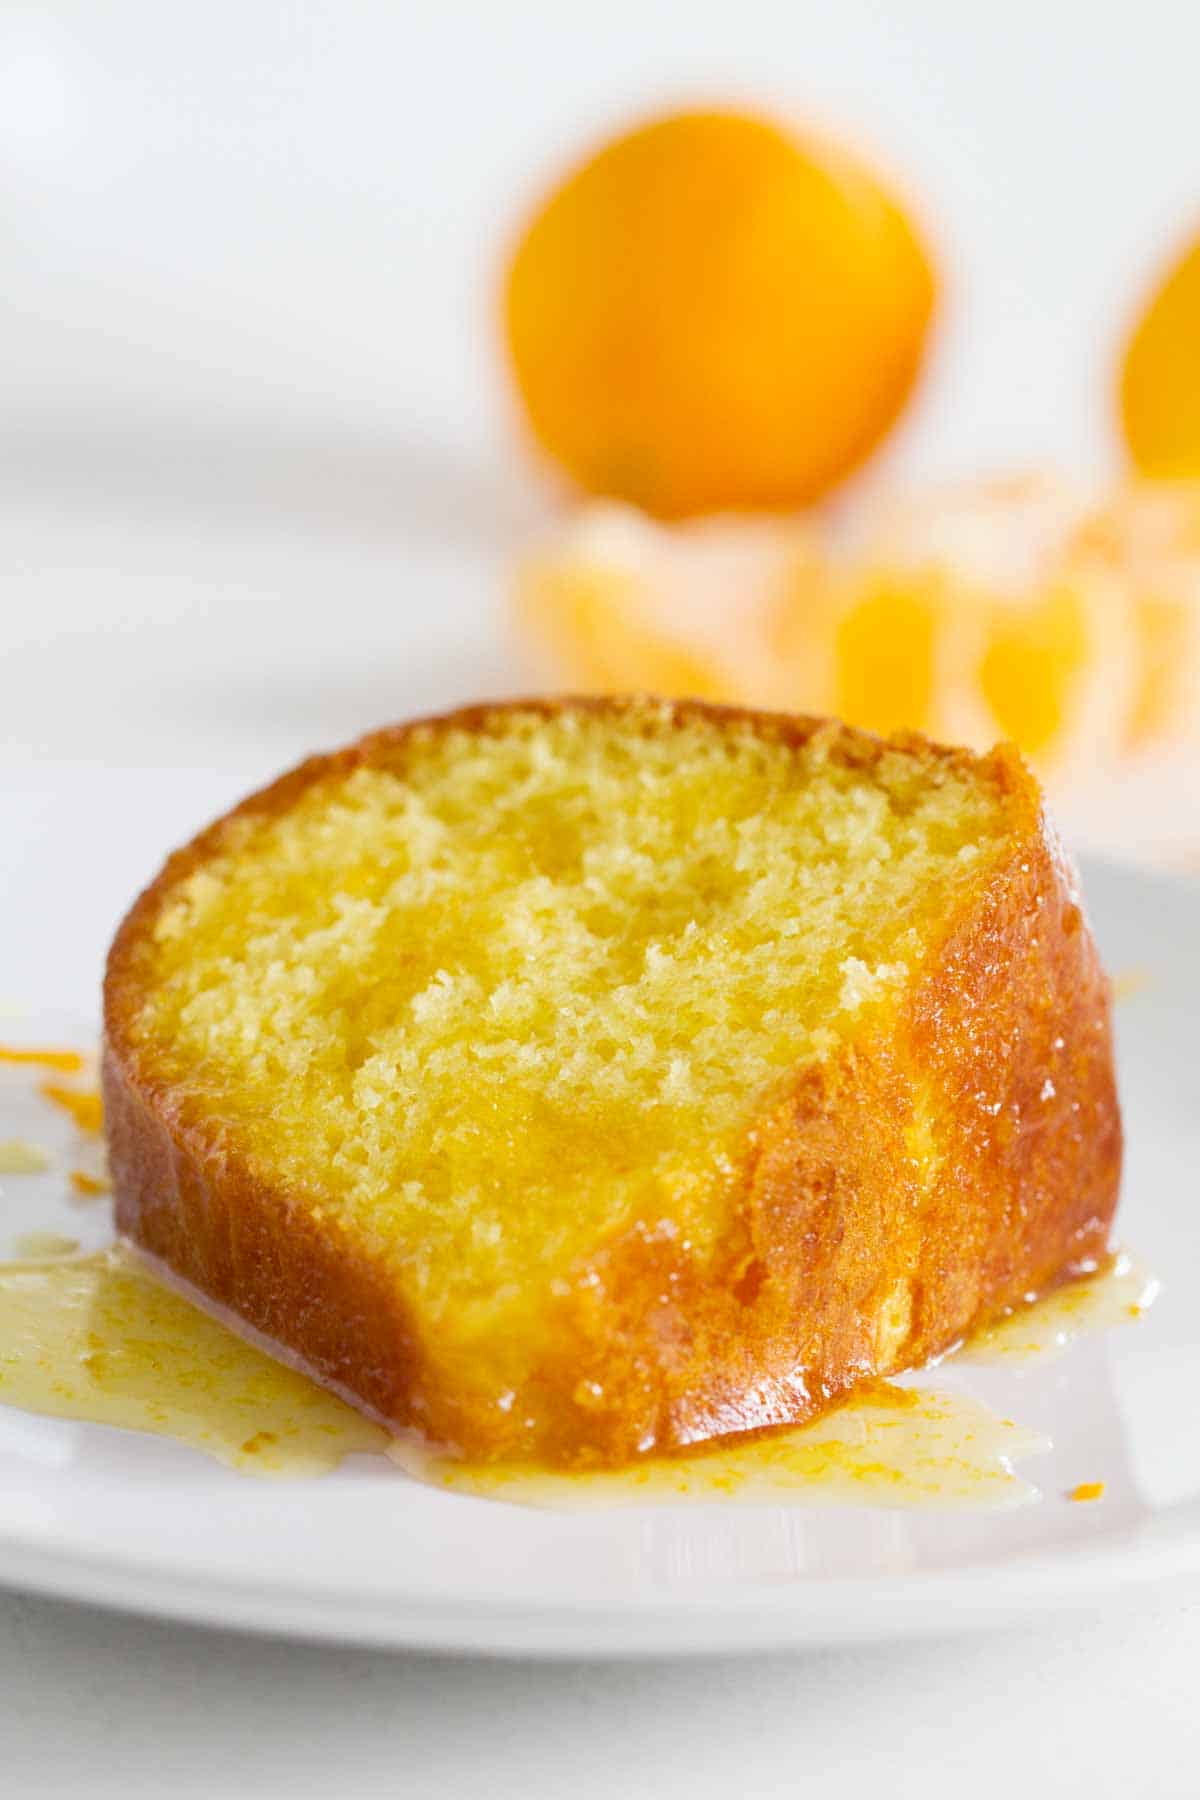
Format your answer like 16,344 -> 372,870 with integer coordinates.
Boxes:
3,2 -> 1200,1793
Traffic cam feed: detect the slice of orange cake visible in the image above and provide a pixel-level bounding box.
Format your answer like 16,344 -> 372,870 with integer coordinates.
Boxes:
102,698 -> 1121,1466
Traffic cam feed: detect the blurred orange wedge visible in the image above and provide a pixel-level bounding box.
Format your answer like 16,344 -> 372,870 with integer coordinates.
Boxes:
515,506 -> 819,708
514,476 -> 1200,777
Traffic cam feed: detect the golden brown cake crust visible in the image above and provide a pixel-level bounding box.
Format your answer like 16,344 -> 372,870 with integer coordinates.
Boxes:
102,697 -> 1122,1466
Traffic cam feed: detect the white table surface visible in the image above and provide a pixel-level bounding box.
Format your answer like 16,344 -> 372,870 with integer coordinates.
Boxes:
3,1584 -> 1199,1800
5,3 -> 1200,1790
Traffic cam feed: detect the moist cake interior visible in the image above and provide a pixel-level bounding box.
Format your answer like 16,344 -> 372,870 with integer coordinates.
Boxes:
129,707 -> 1007,1346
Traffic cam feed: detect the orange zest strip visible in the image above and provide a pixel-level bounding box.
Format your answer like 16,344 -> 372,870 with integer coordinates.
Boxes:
1069,1481 -> 1106,1503
39,1083 -> 103,1135
69,1169 -> 109,1196
0,1046 -> 85,1074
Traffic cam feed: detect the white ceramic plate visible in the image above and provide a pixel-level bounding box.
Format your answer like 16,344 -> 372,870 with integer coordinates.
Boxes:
0,855 -> 1196,1657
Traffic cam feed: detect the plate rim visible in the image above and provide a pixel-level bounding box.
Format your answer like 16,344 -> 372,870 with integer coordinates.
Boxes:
3,1505 -> 1200,1655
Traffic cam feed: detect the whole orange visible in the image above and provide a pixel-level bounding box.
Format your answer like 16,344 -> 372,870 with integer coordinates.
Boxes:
502,109 -> 936,519
1120,229 -> 1200,477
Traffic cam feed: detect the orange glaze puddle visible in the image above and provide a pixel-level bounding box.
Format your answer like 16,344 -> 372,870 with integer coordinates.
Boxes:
0,1139 -> 51,1174
956,1251 -> 1158,1365
0,1246 -> 1155,1502
388,1383 -> 1051,1511
0,1247 -> 386,1477
12,1233 -> 80,1260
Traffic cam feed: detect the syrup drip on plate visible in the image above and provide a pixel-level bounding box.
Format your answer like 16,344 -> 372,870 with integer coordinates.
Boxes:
0,1247 -> 387,1476
958,1252 -> 1158,1365
387,1382 -> 1050,1510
